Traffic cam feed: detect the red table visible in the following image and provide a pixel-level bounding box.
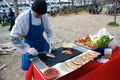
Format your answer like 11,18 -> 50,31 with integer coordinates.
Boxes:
26,47 -> 120,80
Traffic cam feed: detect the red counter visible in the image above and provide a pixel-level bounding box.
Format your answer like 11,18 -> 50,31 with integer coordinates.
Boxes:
26,47 -> 120,80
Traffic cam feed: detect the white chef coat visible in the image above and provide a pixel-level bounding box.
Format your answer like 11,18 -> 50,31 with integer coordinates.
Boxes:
10,9 -> 54,53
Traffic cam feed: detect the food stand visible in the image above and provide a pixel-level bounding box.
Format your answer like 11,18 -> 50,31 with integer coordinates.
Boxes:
26,46 -> 120,80
26,34 -> 120,80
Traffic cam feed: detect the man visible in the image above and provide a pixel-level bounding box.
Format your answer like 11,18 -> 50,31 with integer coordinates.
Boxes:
10,0 -> 54,71
3,10 -> 8,23
8,8 -> 15,23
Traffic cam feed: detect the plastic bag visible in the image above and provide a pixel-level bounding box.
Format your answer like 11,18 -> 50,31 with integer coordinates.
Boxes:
97,28 -> 118,50
97,28 -> 112,39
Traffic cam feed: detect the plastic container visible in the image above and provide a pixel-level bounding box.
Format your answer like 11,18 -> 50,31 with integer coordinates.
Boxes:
103,48 -> 112,58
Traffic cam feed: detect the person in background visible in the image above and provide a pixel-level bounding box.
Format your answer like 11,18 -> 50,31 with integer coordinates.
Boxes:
3,10 -> 8,23
9,0 -> 54,71
0,17 -> 3,24
94,3 -> 99,14
0,10 -> 8,24
8,8 -> 15,31
8,16 -> 15,31
8,8 -> 15,23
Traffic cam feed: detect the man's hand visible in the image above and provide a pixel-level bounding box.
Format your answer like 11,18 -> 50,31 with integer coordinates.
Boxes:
27,48 -> 38,56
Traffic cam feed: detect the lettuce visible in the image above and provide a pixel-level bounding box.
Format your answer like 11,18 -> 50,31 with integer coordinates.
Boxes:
95,35 -> 110,47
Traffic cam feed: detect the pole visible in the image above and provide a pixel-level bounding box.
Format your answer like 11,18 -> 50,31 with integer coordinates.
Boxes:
13,0 -> 19,17
114,2 -> 117,23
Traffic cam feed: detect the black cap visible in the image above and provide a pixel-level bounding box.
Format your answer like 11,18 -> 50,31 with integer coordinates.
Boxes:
32,0 -> 47,14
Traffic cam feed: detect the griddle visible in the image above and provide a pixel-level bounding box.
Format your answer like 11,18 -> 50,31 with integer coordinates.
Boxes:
37,47 -> 82,67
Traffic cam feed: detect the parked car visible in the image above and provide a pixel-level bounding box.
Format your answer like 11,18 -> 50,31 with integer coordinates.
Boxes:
9,2 -> 30,13
46,1 -> 59,13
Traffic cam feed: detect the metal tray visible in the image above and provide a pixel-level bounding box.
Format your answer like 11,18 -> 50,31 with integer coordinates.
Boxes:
52,50 -> 100,79
37,47 -> 83,67
30,48 -> 100,79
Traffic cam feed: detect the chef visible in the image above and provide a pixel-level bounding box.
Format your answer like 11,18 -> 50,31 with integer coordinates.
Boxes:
9,0 -> 54,71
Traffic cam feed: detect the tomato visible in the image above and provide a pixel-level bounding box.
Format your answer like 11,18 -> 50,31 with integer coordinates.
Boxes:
83,43 -> 87,46
76,39 -> 81,43
85,34 -> 90,40
91,44 -> 96,48
77,38 -> 83,43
